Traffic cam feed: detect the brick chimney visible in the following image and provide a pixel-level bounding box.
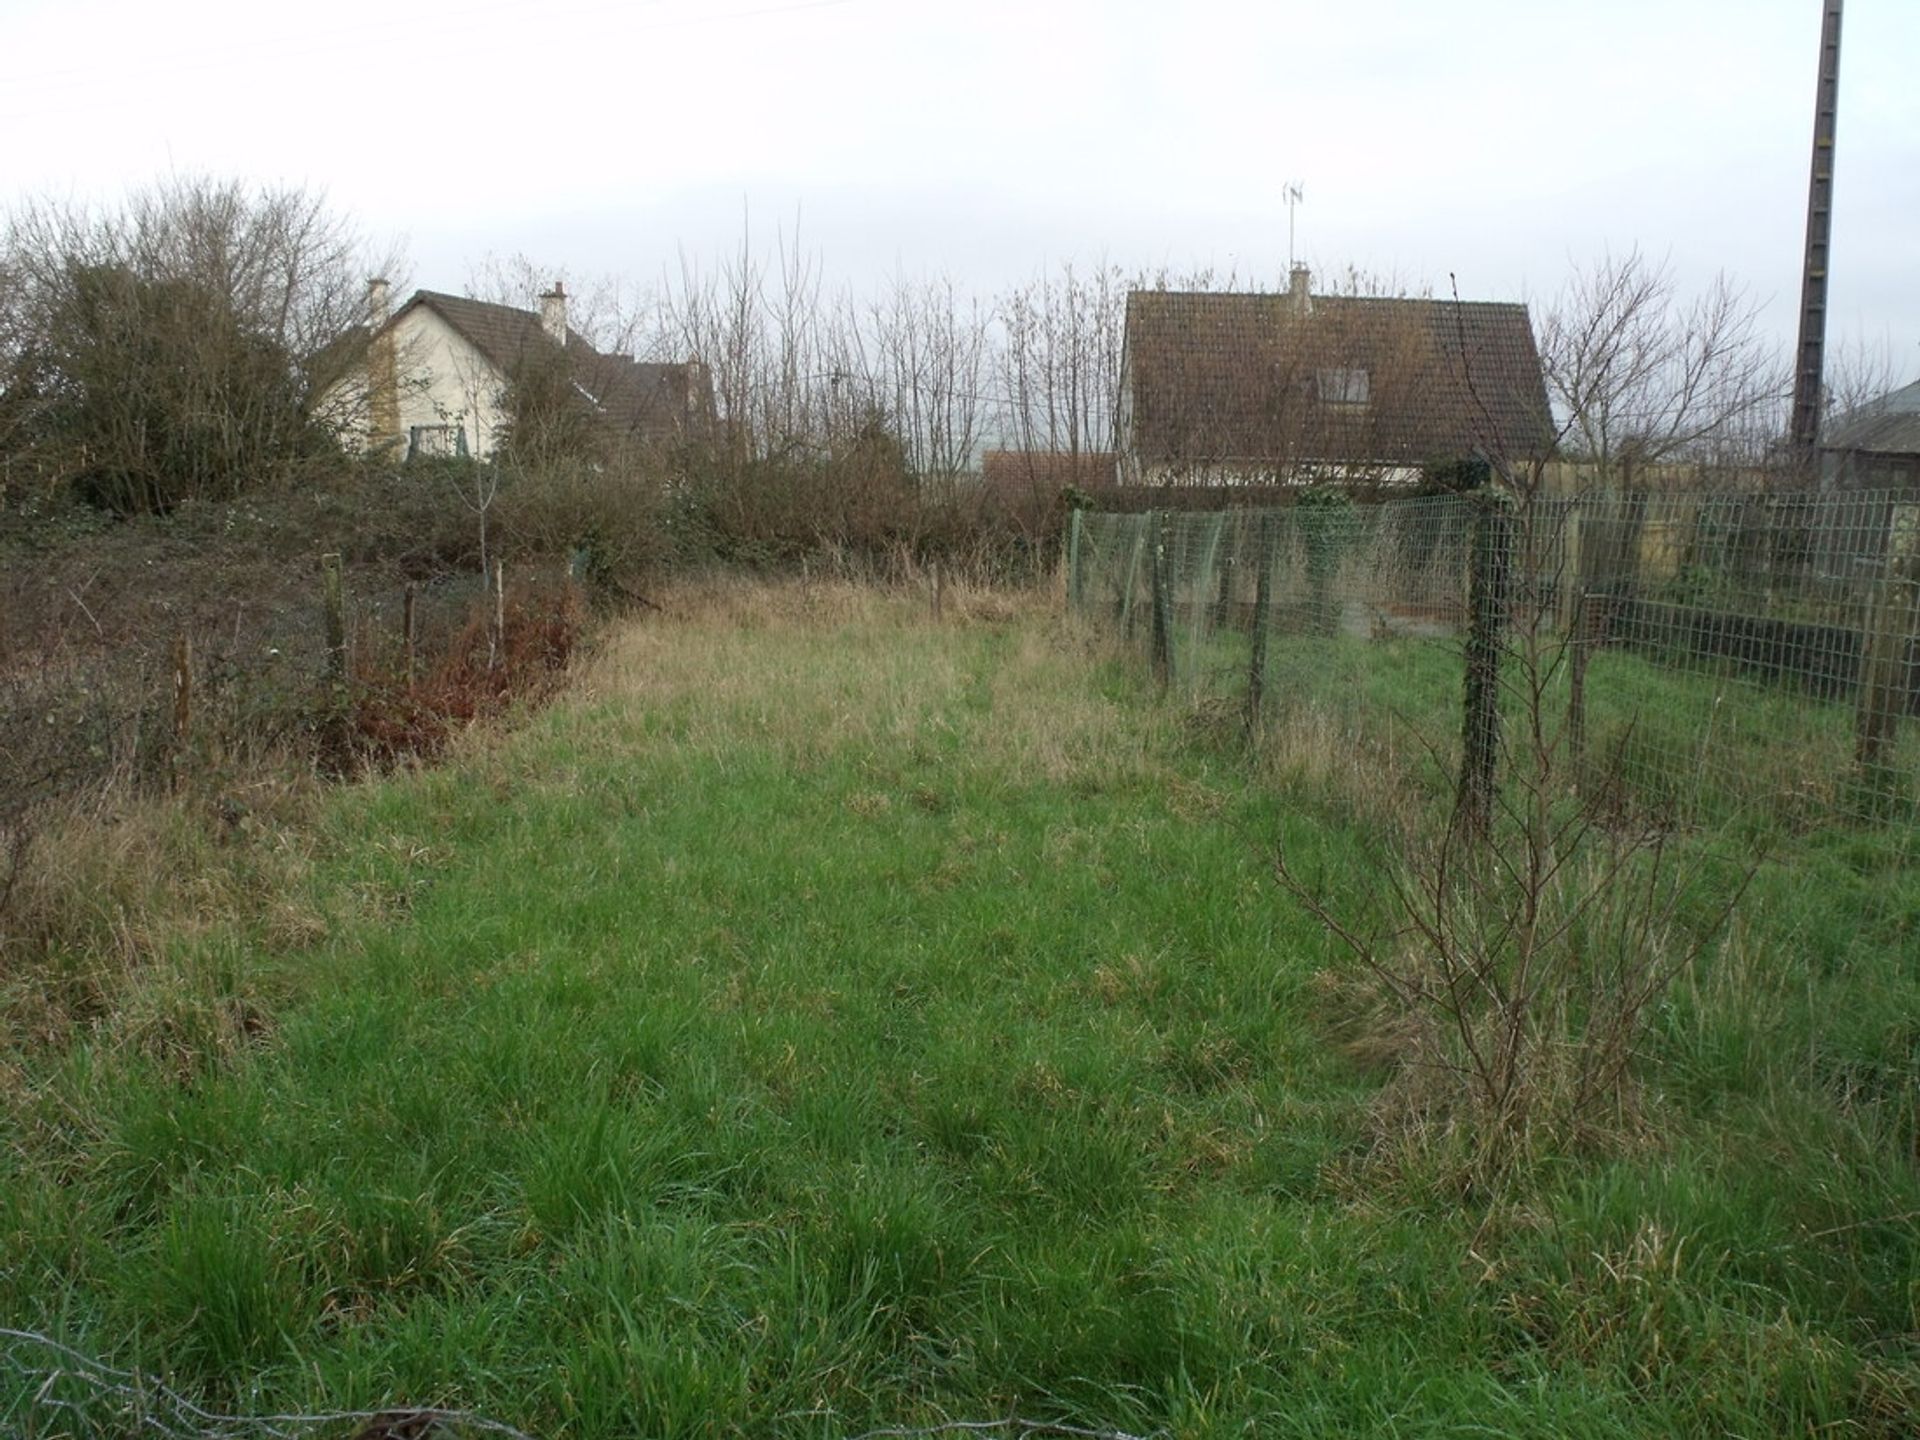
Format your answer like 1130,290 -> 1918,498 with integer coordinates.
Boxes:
539,282 -> 568,345
1288,264 -> 1313,316
367,277 -> 399,448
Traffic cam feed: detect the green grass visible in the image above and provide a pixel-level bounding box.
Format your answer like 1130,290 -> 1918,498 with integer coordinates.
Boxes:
3,580 -> 1917,1437
1165,613 -> 1920,840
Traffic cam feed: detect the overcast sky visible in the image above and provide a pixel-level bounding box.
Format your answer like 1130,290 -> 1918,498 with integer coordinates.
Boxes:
3,0 -> 1915,378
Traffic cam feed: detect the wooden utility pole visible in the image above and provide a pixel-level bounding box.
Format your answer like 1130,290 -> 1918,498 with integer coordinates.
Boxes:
1788,0 -> 1843,469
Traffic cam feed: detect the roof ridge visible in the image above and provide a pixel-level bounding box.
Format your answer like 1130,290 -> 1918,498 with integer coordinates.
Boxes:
1127,289 -> 1528,310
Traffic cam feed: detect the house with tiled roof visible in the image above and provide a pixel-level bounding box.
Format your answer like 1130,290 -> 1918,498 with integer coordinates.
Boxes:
321,281 -> 712,462
1118,267 -> 1553,487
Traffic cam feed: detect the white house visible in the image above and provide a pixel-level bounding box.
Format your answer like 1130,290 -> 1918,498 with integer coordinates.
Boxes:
321,280 -> 711,462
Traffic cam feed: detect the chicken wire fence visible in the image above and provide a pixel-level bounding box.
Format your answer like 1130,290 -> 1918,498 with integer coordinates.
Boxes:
1068,488 -> 1920,837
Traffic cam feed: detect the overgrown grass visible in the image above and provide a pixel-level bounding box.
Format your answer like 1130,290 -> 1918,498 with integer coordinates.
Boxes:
3,579 -> 1916,1436
1174,622 -> 1920,838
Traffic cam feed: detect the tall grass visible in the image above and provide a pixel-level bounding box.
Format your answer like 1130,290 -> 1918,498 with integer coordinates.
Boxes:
2,579 -> 1915,1438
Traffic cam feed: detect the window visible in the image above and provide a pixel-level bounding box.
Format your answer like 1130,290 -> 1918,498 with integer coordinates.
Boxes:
407,424 -> 458,461
1317,367 -> 1370,406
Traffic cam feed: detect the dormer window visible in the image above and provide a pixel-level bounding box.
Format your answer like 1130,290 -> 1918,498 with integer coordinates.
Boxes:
1318,367 -> 1370,406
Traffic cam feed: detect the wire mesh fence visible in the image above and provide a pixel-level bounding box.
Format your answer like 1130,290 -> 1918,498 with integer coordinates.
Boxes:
1070,488 -> 1920,838
0,557 -> 575,834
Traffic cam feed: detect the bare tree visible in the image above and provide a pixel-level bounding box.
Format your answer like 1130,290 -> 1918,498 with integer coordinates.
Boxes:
465,251 -> 651,359
1821,335 -> 1910,427
1265,276 -> 1767,1179
998,262 -> 1125,464
1538,248 -> 1782,482
0,177 -> 401,511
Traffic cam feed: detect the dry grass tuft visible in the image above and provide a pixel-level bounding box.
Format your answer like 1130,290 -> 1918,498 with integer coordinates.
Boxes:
0,773 -> 321,1060
1299,841 -> 1706,1194
1252,706 -> 1434,851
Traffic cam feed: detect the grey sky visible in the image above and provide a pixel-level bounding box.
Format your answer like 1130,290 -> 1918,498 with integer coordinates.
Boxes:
4,0 -> 1915,377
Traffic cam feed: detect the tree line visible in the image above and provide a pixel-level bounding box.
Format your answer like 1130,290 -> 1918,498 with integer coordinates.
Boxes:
2,177 -> 1898,528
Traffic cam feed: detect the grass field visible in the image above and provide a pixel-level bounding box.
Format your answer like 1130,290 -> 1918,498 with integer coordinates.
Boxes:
3,579 -> 1917,1437
1166,619 -> 1920,839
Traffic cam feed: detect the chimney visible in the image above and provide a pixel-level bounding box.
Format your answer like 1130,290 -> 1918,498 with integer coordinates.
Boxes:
539,282 -> 568,345
367,276 -> 392,326
1288,264 -> 1313,316
366,277 -> 399,449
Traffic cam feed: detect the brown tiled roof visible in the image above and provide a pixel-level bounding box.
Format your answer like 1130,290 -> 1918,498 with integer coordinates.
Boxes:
1122,290 -> 1554,470
399,290 -> 712,444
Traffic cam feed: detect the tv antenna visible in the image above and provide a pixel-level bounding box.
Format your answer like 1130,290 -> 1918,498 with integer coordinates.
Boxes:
1284,183 -> 1304,269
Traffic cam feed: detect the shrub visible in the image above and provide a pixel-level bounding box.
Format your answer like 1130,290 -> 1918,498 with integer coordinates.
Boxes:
340,579 -> 584,772
1276,495 -> 1750,1187
493,459 -> 669,593
1,178 -> 388,513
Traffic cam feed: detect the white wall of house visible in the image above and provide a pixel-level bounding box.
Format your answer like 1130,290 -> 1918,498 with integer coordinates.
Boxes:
320,306 -> 511,460
393,307 -> 508,459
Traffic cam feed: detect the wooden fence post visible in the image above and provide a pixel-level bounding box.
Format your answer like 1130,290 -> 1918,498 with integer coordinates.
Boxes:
492,558 -> 507,671
320,553 -> 346,682
1067,507 -> 1085,613
1213,513 -> 1238,631
172,632 -> 192,743
1149,512 -> 1175,689
402,583 -> 418,687
1856,502 -> 1920,774
1559,495 -> 1591,765
1247,513 -> 1276,735
1556,500 -> 1585,634
1456,490 -> 1513,841
1567,588 -> 1591,764
931,557 -> 944,622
